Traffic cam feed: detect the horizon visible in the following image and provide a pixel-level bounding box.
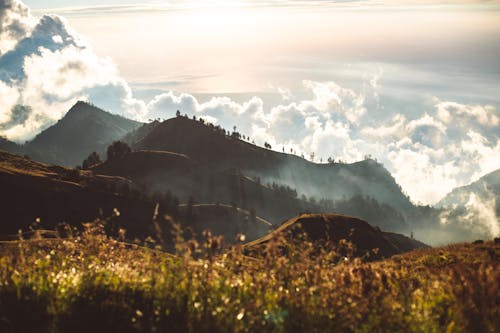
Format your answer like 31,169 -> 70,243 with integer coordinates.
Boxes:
1,0 -> 500,205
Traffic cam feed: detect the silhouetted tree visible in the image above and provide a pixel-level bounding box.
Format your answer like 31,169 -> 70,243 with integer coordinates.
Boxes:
82,151 -> 102,169
176,110 -> 181,117
107,141 -> 131,161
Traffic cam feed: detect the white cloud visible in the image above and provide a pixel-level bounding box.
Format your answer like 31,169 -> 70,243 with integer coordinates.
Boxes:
440,190 -> 499,239
0,1 -> 146,141
142,78 -> 499,206
1,0 -> 499,213
436,100 -> 499,131
0,0 -> 34,55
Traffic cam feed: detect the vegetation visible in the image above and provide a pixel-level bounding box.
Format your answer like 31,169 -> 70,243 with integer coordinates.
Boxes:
0,224 -> 498,333
82,151 -> 102,170
107,141 -> 132,161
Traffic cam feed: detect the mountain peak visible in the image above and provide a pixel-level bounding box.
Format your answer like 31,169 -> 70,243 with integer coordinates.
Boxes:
65,101 -> 106,118
25,102 -> 142,166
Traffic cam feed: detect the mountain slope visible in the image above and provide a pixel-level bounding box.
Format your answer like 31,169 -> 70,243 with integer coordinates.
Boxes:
0,137 -> 23,155
0,150 -> 154,238
25,101 -> 141,166
438,169 -> 500,208
0,151 -> 273,247
90,150 -> 322,225
435,169 -> 500,240
129,116 -> 413,222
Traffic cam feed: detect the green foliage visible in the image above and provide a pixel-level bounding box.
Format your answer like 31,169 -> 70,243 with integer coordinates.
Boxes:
82,151 -> 102,169
107,141 -> 132,161
0,228 -> 498,333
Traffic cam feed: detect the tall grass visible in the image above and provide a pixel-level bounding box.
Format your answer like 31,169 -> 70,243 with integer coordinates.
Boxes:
0,221 -> 498,333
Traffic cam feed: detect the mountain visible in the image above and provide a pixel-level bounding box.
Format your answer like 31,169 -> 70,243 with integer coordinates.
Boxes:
0,150 -> 428,256
435,169 -> 500,240
25,101 -> 141,167
244,213 -> 428,259
126,116 -> 413,230
91,150 -> 322,225
438,169 -> 500,209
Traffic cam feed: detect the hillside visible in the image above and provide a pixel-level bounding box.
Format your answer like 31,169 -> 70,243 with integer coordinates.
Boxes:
245,213 -> 428,259
177,203 -> 272,243
91,149 -> 321,225
0,137 -> 23,155
0,234 -> 497,332
25,101 -> 141,167
129,116 -> 414,224
0,150 -> 156,238
434,169 -> 499,240
0,151 -> 274,247
93,150 -> 196,178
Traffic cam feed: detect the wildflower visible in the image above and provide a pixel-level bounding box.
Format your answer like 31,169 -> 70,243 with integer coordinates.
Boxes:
236,309 -> 245,320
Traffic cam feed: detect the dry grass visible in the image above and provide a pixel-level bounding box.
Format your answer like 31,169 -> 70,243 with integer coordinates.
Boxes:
0,222 -> 498,333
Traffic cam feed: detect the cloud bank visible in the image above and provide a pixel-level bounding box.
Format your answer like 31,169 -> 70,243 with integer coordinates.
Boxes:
0,0 -> 146,141
1,0 -> 500,211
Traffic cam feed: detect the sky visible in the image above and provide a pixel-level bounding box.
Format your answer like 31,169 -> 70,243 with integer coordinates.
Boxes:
1,0 -> 500,205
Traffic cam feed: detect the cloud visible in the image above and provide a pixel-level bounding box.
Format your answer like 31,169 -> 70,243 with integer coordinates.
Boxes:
0,0 -> 146,141
1,1 -> 499,215
0,0 -> 34,55
439,190 -> 499,239
132,74 -> 500,206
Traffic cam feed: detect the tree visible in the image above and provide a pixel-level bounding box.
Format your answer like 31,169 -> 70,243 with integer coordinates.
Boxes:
107,141 -> 131,161
82,151 -> 102,169
176,110 -> 181,117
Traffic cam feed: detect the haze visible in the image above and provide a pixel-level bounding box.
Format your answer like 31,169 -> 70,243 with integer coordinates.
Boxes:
2,0 -> 500,204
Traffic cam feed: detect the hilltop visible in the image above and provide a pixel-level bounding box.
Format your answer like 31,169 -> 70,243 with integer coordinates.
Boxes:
245,213 -> 427,259
25,101 -> 141,166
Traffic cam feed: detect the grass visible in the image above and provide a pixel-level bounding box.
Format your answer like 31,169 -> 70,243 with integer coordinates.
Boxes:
0,222 -> 498,333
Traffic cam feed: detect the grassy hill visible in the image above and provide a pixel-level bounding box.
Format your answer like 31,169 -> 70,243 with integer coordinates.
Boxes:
245,213 -> 427,260
0,231 -> 497,332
